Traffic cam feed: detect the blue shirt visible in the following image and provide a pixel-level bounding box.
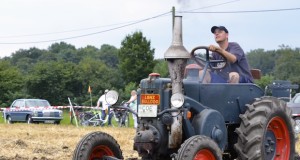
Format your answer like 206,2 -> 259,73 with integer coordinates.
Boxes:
212,42 -> 253,83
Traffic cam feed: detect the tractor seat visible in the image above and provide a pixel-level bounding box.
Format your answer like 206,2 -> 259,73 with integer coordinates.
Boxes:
250,69 -> 261,80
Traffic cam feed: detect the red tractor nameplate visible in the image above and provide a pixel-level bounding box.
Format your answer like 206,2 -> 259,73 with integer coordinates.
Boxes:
140,94 -> 160,105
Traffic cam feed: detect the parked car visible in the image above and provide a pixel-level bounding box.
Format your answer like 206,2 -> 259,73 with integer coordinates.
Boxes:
287,93 -> 300,133
3,99 -> 63,124
288,93 -> 300,112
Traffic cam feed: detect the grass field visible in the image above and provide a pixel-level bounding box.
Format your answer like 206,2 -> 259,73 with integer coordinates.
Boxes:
1,109 -> 135,127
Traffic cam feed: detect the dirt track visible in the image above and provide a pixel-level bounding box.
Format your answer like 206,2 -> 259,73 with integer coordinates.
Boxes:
0,124 -> 299,160
0,124 -> 138,160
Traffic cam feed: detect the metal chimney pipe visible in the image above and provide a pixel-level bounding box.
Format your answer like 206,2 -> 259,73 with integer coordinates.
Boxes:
164,16 -> 190,95
164,16 -> 190,149
164,16 -> 190,59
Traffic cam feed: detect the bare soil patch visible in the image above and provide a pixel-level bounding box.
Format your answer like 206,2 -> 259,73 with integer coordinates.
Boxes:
0,124 -> 299,159
0,124 -> 138,160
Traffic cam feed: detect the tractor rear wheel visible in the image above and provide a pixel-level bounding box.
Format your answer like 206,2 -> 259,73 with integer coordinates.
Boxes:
72,131 -> 123,160
176,135 -> 222,160
234,96 -> 295,160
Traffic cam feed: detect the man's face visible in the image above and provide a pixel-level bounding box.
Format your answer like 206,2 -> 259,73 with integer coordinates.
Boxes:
213,29 -> 228,43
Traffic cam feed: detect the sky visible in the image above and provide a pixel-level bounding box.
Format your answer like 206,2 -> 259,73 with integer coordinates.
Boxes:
0,0 -> 299,59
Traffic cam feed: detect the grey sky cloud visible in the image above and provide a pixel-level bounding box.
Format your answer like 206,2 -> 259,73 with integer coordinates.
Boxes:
0,0 -> 299,59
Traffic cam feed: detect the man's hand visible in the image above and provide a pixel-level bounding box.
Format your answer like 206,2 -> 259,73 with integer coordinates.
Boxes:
208,45 -> 222,53
209,45 -> 237,63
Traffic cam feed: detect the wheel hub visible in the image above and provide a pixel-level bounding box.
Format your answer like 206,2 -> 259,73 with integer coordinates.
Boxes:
264,130 -> 276,159
194,149 -> 216,160
89,145 -> 114,159
265,116 -> 290,160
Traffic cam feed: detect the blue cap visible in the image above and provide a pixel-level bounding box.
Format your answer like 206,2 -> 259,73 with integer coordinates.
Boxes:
211,26 -> 228,33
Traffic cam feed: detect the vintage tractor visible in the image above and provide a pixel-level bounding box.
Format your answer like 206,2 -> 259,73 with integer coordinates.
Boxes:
72,16 -> 296,160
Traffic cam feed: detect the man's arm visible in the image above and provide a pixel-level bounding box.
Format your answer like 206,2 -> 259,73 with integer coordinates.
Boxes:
209,45 -> 237,63
96,95 -> 103,107
96,99 -> 101,107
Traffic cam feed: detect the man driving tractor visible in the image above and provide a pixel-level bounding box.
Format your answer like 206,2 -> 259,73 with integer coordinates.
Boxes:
199,26 -> 253,83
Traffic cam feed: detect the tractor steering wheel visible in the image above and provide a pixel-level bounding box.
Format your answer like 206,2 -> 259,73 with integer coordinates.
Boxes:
190,46 -> 227,70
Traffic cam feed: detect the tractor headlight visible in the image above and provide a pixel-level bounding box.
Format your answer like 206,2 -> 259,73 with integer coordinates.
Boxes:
171,93 -> 185,108
105,90 -> 119,105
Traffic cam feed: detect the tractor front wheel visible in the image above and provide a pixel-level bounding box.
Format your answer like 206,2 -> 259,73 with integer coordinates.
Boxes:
72,131 -> 123,160
234,96 -> 295,160
176,135 -> 222,160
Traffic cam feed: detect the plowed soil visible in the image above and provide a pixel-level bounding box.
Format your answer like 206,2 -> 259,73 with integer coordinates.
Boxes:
0,124 -> 138,160
0,124 -> 299,160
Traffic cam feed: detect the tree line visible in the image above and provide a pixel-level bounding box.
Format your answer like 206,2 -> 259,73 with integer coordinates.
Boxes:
247,45 -> 300,90
0,31 -> 157,106
0,31 -> 299,106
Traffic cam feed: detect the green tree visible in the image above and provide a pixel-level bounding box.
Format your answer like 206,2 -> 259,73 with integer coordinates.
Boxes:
0,60 -> 25,106
77,45 -> 99,61
254,75 -> 274,90
10,47 -> 44,64
48,42 -> 76,53
121,82 -> 137,101
274,47 -> 300,84
48,42 -> 78,63
118,31 -> 155,85
247,49 -> 277,75
8,47 -> 47,73
153,59 -> 169,77
76,57 -> 122,105
99,44 -> 119,68
26,61 -> 80,105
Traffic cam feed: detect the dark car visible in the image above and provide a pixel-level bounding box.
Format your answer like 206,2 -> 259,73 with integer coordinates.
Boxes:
287,93 -> 300,132
3,99 -> 63,124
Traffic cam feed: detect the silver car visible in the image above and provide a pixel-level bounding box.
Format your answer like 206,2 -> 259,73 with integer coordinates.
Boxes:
3,99 -> 63,124
287,93 -> 300,133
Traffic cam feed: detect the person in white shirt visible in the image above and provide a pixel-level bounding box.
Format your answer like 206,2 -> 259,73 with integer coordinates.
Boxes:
96,89 -> 112,126
126,90 -> 138,128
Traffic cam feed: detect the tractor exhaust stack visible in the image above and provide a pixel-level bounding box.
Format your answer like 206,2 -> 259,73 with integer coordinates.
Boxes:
164,16 -> 190,148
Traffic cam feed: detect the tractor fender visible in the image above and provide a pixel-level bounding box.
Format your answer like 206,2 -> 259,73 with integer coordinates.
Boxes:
184,96 -> 207,114
192,109 -> 227,151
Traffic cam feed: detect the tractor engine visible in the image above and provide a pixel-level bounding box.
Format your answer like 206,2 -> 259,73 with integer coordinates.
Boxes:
133,73 -> 171,158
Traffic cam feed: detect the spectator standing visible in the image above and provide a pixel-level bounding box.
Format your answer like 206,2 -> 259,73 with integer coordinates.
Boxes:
127,90 -> 138,128
96,89 -> 112,126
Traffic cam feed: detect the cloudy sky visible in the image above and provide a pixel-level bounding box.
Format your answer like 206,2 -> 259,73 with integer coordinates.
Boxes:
0,0 -> 299,59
